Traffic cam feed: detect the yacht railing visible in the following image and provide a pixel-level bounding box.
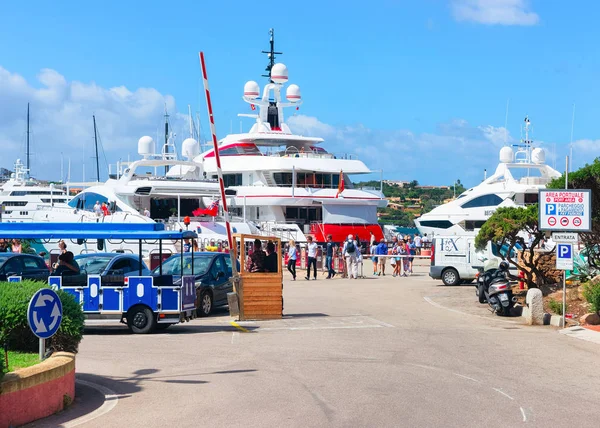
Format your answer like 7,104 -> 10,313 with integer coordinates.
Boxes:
257,221 -> 302,242
263,146 -> 359,160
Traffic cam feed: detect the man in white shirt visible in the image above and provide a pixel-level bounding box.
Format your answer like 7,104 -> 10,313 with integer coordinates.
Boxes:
343,234 -> 358,279
414,234 -> 422,255
143,207 -> 151,218
93,201 -> 102,217
305,236 -> 318,280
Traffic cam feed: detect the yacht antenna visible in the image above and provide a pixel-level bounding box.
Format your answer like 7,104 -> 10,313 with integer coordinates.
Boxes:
188,104 -> 193,138
504,98 -> 509,144
164,105 -> 169,174
26,103 -> 30,177
93,115 -> 100,182
261,28 -> 282,82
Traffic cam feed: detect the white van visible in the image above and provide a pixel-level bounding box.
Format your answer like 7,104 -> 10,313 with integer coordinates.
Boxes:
429,236 -> 506,286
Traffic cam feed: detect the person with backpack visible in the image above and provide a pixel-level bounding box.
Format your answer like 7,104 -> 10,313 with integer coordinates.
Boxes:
343,234 -> 358,279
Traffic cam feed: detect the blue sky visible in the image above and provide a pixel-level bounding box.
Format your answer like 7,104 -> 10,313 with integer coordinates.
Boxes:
0,0 -> 599,186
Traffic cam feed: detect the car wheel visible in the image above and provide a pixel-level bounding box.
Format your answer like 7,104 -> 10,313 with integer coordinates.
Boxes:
127,306 -> 156,334
441,268 -> 460,286
198,291 -> 213,317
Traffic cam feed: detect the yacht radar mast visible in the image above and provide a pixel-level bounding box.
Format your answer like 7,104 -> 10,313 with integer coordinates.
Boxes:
514,115 -> 533,164
261,28 -> 282,83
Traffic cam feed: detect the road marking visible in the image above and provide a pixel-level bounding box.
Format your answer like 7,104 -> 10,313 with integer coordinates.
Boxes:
423,296 -> 519,324
520,406 -> 527,422
260,324 -> 385,331
493,387 -> 514,400
230,321 -> 251,333
62,379 -> 119,427
231,331 -> 239,344
453,373 -> 480,383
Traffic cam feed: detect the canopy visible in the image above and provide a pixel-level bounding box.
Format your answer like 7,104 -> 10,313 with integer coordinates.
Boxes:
0,222 -> 197,240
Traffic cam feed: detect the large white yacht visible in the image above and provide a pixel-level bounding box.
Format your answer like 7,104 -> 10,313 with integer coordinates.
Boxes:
170,32 -> 387,243
32,137 -> 258,254
415,117 -> 561,237
0,159 -> 70,222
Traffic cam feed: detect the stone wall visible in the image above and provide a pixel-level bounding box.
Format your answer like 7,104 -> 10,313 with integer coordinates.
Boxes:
517,250 -> 562,285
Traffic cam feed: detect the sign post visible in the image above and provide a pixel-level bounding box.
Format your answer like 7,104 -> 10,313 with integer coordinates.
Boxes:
555,243 -> 573,328
27,289 -> 63,360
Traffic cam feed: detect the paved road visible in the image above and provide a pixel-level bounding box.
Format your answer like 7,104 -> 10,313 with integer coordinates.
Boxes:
35,265 -> 600,427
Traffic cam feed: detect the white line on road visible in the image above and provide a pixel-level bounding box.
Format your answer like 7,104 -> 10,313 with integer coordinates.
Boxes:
231,331 -> 239,344
62,379 -> 119,427
452,373 -> 480,383
260,324 -> 385,331
423,296 -> 519,324
520,406 -> 527,422
493,387 -> 515,400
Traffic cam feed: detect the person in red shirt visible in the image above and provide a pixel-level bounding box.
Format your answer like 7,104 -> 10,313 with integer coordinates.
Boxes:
101,202 -> 110,216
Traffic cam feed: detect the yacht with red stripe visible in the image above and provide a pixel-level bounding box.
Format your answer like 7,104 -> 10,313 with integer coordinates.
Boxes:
173,30 -> 387,243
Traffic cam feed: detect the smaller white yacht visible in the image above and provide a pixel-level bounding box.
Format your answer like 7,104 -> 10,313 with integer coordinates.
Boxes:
32,136 -> 259,255
0,159 -> 70,222
415,116 -> 562,237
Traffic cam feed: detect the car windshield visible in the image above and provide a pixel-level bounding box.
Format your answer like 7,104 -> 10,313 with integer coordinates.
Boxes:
154,254 -> 213,276
75,256 -> 114,274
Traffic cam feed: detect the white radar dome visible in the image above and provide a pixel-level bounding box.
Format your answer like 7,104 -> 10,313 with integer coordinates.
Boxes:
531,148 -> 545,164
182,138 -> 200,160
138,136 -> 155,158
499,146 -> 514,163
243,81 -> 260,99
270,63 -> 288,84
286,84 -> 301,102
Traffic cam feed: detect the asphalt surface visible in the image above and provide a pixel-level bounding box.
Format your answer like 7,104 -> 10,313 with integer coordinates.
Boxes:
32,262 -> 600,427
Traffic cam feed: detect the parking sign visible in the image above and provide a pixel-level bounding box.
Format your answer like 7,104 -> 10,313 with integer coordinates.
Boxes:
539,190 -> 591,232
556,244 -> 574,270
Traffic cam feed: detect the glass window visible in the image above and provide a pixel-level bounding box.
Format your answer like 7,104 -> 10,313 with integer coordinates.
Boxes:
75,255 -> 113,274
68,192 -> 108,210
464,220 -> 487,231
418,220 -> 454,229
2,257 -> 22,274
461,194 -> 503,209
153,254 -> 213,276
23,256 -> 46,271
111,258 -> 133,273
223,174 -> 242,187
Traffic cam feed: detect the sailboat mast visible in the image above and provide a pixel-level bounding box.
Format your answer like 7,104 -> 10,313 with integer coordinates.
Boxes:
26,103 -> 30,176
93,115 -> 100,182
164,108 -> 169,174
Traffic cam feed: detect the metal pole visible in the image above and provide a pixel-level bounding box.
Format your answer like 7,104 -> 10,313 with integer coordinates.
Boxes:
199,52 -> 237,278
26,103 -> 30,176
39,338 -> 45,360
563,155 -> 569,328
177,194 -> 181,223
93,115 -> 100,182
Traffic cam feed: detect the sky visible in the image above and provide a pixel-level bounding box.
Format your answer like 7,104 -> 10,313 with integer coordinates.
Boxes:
0,0 -> 599,187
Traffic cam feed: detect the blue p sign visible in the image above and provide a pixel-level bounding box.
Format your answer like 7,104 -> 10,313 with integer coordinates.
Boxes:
558,244 -> 572,259
546,204 -> 556,215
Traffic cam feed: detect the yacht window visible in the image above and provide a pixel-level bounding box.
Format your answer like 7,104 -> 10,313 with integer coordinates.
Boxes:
4,201 -> 27,206
68,193 -> 110,211
464,220 -> 487,231
223,174 -> 242,187
275,172 -> 342,189
418,220 -> 453,229
283,206 -> 322,225
217,144 -> 261,156
524,193 -> 538,204
461,194 -> 503,209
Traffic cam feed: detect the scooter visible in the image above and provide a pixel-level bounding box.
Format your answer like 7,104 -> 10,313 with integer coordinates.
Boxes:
475,262 -> 517,316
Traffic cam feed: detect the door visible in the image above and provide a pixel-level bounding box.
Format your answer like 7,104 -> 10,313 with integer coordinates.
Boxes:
21,256 -> 49,281
211,256 -> 229,305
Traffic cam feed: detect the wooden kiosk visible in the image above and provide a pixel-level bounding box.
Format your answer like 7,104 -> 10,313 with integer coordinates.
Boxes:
234,234 -> 283,320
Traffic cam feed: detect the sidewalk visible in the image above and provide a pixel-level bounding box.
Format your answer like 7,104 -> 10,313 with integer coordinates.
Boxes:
559,325 -> 600,345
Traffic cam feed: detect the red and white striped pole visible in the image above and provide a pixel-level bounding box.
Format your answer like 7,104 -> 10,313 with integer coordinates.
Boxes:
199,52 -> 237,276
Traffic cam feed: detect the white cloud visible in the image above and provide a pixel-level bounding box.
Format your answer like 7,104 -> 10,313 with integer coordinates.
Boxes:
288,114 -> 514,186
451,0 -> 540,26
0,66 -> 189,181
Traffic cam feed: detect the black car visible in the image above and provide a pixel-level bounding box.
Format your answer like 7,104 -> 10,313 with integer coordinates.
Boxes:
153,252 -> 237,316
74,253 -> 152,277
0,253 -> 50,282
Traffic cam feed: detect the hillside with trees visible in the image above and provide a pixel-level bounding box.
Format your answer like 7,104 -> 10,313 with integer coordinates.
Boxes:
355,179 -> 466,226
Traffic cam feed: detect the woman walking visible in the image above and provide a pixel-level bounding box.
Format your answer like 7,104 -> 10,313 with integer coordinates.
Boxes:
287,239 -> 297,281
370,240 -> 378,275
392,241 -> 401,277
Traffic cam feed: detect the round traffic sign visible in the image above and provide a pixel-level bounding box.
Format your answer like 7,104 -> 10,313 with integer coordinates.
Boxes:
27,288 -> 63,339
546,197 -> 551,203
560,217 -> 569,227
548,216 -> 557,226
578,197 -> 583,203
573,217 -> 582,227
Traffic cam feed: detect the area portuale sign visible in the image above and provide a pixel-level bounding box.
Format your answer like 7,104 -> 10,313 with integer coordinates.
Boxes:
539,189 -> 592,232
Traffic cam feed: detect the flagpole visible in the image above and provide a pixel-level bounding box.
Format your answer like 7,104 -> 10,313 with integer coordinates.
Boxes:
199,52 -> 238,278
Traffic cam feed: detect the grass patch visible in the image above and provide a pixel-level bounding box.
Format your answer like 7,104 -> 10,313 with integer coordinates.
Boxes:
6,351 -> 39,372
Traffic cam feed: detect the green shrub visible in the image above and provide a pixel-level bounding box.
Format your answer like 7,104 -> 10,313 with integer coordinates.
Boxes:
0,280 -> 84,354
548,299 -> 565,315
583,280 -> 600,314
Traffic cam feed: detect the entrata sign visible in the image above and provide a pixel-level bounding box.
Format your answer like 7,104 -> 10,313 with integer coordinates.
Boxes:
539,189 -> 592,232
551,232 -> 578,244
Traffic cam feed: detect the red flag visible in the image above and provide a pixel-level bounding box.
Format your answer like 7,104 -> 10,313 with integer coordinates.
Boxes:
250,104 -> 256,111
193,200 -> 220,216
336,170 -> 344,198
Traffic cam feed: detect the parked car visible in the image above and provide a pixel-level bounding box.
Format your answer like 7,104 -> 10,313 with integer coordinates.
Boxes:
74,253 -> 152,278
0,253 -> 50,282
153,252 -> 237,316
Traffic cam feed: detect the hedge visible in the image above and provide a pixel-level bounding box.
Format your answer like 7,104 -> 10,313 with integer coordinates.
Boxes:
0,280 -> 85,354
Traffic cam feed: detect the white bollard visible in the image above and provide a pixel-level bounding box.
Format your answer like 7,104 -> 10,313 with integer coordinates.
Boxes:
525,288 -> 544,325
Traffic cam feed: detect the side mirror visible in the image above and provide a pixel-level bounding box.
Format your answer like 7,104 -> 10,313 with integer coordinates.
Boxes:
216,271 -> 225,279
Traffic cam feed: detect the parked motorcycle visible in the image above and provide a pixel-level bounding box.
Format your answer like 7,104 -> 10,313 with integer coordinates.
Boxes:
475,261 -> 517,316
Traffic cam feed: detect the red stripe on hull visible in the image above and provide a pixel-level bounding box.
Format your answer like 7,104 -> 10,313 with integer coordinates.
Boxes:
310,224 -> 384,244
